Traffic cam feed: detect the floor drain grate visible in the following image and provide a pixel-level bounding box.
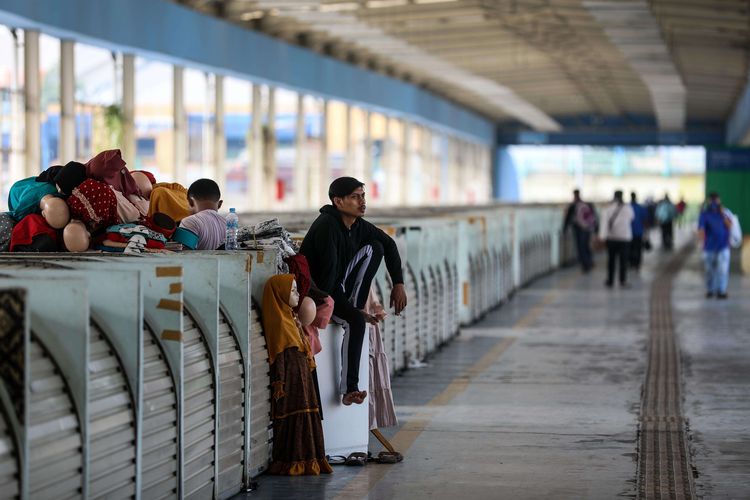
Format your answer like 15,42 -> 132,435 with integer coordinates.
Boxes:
637,246 -> 695,500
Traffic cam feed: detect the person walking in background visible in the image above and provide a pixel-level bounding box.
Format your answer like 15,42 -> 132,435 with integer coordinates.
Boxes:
563,189 -> 598,273
629,192 -> 648,270
676,197 -> 687,219
698,192 -> 738,299
599,190 -> 634,288
656,194 -> 677,250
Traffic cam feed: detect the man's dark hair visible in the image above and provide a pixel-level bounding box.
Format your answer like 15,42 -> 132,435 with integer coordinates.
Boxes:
573,189 -> 580,197
708,191 -> 719,200
187,178 -> 221,201
328,177 -> 364,202
630,191 -> 637,202
614,190 -> 623,201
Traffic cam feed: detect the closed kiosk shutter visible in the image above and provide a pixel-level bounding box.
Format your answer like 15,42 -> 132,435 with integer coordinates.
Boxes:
405,267 -> 420,366
28,335 -> 83,500
141,322 -> 178,500
420,272 -> 430,359
217,311 -> 245,498
182,310 -> 216,500
88,322 -> 136,499
0,402 -> 18,500
248,302 -> 272,477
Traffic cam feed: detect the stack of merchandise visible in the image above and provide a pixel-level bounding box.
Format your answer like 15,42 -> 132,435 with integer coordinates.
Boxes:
237,218 -> 298,272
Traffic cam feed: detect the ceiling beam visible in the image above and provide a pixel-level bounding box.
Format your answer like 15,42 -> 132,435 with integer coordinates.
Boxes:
584,0 -> 687,131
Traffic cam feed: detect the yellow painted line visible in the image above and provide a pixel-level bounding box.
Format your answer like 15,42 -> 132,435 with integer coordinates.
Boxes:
334,269 -> 581,499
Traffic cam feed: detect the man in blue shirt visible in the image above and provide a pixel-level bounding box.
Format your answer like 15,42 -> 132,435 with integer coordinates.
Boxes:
629,192 -> 648,269
698,192 -> 732,299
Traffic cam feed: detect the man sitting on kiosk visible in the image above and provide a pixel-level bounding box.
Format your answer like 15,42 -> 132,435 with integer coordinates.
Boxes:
300,177 -> 407,406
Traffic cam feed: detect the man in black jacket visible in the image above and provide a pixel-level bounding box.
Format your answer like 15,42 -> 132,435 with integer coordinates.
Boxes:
300,177 -> 407,406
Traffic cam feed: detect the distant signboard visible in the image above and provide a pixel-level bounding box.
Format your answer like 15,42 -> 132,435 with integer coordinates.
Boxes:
706,148 -> 750,171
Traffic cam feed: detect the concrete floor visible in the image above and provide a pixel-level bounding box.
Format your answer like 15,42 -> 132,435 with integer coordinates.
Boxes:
673,251 -> 750,499
236,241 -> 750,500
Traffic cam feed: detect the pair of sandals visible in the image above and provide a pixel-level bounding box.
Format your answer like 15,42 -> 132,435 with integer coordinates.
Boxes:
328,451 -> 404,466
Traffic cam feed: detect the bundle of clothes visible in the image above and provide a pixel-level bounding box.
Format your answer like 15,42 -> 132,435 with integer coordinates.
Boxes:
0,149 -> 195,254
238,218 -> 298,272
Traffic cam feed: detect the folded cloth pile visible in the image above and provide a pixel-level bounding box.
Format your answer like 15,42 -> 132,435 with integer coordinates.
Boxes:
237,218 -> 298,270
98,223 -> 169,254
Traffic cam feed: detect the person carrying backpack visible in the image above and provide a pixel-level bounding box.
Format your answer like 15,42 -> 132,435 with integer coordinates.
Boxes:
563,189 -> 598,273
698,192 -> 741,299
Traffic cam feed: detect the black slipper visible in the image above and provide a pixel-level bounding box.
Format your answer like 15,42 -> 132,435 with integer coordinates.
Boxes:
344,452 -> 368,466
375,451 -> 403,464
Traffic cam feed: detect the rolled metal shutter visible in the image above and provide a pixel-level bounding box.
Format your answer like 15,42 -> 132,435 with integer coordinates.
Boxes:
217,311 -> 244,498
248,302 -> 272,477
404,267 -> 420,366
384,277 -> 404,372
182,310 -> 216,500
375,282 -> 395,373
0,401 -> 19,500
141,322 -> 178,500
28,335 -> 83,500
419,272 -> 430,359
88,321 -> 136,499
432,268 -> 443,347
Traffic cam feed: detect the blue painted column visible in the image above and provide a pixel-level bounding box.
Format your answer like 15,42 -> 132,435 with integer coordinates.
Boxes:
495,146 -> 520,202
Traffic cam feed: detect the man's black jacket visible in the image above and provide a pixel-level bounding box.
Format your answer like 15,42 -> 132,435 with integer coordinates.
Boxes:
299,205 -> 404,306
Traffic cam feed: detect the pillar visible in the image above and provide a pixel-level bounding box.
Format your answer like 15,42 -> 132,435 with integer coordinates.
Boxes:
250,83 -> 263,209
24,30 -> 40,176
214,74 -> 226,198
121,54 -> 136,163
173,66 -> 186,185
60,40 -> 75,162
294,93 -> 306,209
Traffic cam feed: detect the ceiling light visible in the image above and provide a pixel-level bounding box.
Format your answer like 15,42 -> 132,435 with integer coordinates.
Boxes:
240,10 -> 264,20
366,0 -> 408,8
319,2 -> 360,12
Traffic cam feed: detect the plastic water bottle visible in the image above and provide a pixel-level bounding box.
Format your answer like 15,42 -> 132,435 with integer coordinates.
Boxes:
225,208 -> 239,250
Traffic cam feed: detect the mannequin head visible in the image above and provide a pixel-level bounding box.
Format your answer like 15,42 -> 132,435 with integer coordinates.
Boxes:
39,194 -> 70,229
63,219 -> 91,252
297,296 -> 316,326
288,280 -> 300,308
131,171 -> 154,199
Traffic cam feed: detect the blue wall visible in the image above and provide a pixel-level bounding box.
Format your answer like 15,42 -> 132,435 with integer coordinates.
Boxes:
0,0 -> 494,144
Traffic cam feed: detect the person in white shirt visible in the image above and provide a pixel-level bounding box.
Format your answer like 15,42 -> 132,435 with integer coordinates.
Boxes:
599,190 -> 635,287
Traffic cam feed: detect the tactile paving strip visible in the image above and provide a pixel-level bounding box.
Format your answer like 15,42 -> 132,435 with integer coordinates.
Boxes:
637,246 -> 695,500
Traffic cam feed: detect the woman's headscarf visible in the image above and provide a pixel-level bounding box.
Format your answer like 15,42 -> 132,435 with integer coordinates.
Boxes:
261,274 -> 305,366
86,149 -> 141,197
66,178 -> 118,231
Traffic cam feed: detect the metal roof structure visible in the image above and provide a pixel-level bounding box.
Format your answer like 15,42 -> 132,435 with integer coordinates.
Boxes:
174,0 -> 750,139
